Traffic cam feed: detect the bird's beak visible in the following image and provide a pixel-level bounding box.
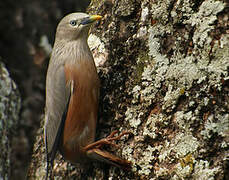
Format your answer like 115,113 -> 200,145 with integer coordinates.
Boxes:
80,15 -> 102,25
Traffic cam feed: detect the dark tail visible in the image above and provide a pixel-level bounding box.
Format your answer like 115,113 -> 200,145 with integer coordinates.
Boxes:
45,154 -> 50,180
45,156 -> 53,180
45,134 -> 54,180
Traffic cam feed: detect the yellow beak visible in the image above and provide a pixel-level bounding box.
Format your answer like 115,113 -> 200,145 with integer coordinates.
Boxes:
80,15 -> 102,25
89,15 -> 102,21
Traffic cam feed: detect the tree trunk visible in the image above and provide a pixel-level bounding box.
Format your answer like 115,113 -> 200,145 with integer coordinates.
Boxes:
28,0 -> 229,179
0,61 -> 21,180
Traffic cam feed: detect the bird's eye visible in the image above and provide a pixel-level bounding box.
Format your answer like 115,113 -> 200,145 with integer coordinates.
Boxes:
70,20 -> 77,26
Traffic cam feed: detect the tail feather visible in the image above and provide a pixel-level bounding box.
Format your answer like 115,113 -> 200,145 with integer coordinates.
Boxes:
45,131 -> 54,180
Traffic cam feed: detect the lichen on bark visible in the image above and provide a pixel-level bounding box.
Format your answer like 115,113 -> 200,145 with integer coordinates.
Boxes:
0,61 -> 21,180
28,0 -> 229,179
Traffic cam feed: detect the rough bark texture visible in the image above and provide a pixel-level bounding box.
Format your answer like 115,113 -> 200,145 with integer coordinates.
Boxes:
28,0 -> 229,179
0,61 -> 21,180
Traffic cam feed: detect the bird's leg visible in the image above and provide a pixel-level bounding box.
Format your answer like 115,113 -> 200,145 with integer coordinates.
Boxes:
84,130 -> 130,151
84,130 -> 132,169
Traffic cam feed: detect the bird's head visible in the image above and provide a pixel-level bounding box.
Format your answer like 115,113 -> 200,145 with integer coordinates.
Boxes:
55,12 -> 102,42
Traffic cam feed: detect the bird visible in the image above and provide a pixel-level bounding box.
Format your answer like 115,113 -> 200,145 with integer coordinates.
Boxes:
44,12 -> 131,179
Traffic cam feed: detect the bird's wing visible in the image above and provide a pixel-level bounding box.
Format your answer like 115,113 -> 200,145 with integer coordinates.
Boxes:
44,62 -> 71,162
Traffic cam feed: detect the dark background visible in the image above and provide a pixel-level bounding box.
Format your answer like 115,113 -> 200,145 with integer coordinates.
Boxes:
0,0 -> 90,179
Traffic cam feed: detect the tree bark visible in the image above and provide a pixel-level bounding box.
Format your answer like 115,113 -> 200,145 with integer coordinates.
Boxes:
0,61 -> 21,180
28,0 -> 229,179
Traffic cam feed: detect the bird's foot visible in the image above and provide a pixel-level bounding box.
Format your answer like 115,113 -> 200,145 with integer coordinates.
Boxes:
84,130 -> 132,169
84,130 -> 130,151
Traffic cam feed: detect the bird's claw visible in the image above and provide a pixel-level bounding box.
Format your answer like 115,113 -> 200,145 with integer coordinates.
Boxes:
84,131 -> 130,151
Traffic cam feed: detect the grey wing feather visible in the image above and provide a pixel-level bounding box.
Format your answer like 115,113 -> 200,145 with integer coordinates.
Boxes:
44,62 -> 70,157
